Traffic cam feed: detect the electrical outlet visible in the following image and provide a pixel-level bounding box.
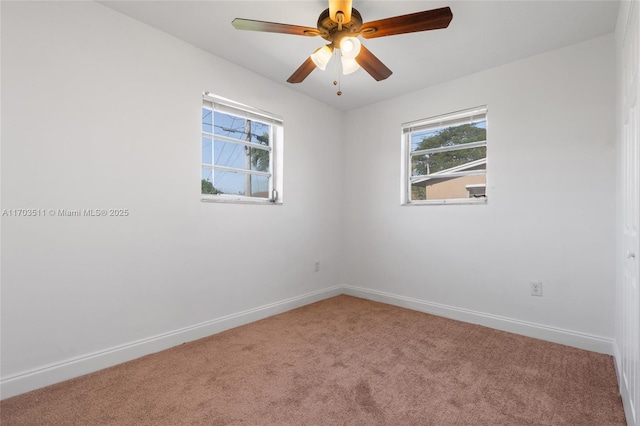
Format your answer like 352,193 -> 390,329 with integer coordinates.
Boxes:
530,281 -> 543,297
314,261 -> 320,272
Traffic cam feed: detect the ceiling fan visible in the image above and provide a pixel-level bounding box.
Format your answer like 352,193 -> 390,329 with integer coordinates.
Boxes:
232,0 -> 453,85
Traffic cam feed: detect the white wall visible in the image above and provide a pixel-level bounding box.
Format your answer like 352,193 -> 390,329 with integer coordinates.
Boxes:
1,1 -> 344,396
341,35 -> 616,349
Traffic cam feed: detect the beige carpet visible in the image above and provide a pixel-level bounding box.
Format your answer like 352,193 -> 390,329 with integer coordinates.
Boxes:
0,295 -> 626,425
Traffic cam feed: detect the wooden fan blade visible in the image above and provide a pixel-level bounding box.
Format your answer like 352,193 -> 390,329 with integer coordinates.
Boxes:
329,0 -> 352,24
356,44 -> 392,81
232,18 -> 320,36
287,57 -> 317,83
360,7 -> 453,39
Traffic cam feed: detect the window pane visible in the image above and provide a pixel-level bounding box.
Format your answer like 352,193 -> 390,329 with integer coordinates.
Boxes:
201,167 -> 218,195
202,136 -> 212,165
249,147 -> 270,172
250,175 -> 270,198
214,140 -> 245,169
202,108 -> 212,134
412,146 -> 486,175
213,141 -> 270,171
213,111 -> 245,138
411,121 -> 487,152
249,121 -> 271,147
412,174 -> 486,201
212,169 -> 269,198
213,111 -> 271,147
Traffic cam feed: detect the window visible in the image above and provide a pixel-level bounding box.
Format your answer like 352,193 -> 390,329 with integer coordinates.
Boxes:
402,106 -> 487,205
201,93 -> 283,203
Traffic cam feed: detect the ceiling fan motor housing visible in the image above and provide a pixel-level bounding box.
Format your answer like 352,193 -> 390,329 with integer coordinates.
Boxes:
318,8 -> 363,45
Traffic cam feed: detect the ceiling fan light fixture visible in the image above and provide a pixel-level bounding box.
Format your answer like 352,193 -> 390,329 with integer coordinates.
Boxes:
310,45 -> 333,70
341,56 -> 360,75
340,36 -> 361,59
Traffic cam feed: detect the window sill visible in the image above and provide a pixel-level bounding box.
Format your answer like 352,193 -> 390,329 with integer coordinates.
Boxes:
403,198 -> 487,206
201,195 -> 282,205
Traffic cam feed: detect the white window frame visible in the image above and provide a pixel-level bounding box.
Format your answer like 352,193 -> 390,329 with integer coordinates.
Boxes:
401,106 -> 488,206
201,93 -> 283,204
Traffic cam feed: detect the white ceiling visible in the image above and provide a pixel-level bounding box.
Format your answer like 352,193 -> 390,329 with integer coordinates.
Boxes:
99,1 -> 620,111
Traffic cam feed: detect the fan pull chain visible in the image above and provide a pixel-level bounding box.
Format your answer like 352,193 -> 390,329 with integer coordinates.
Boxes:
333,49 -> 342,96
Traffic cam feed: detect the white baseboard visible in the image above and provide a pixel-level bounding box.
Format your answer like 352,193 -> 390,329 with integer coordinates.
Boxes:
1,284 -> 616,401
0,285 -> 342,400
343,285 -> 615,355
